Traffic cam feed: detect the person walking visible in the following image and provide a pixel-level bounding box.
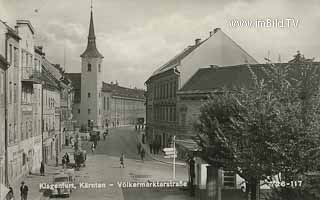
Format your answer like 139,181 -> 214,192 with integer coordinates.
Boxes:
20,181 -> 28,200
120,153 -> 125,168
140,148 -> 145,162
6,187 -> 14,200
65,153 -> 70,166
62,156 -> 66,169
40,161 -> 45,176
137,143 -> 141,154
91,143 -> 95,153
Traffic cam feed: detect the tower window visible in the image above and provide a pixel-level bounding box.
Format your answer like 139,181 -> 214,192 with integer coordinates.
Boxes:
87,63 -> 92,72
88,109 -> 91,114
78,109 -> 80,114
88,92 -> 91,98
98,64 -> 101,72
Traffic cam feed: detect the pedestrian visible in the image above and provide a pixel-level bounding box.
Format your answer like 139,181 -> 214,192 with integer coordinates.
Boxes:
65,153 -> 70,165
91,143 -> 95,153
62,156 -> 66,169
152,140 -> 157,154
6,187 -> 14,200
140,148 -> 145,162
149,142 -> 153,154
120,153 -> 125,168
137,143 -> 141,154
40,161 -> 45,176
20,181 -> 28,200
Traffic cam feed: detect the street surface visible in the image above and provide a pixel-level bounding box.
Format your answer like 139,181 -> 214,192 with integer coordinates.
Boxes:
50,126 -> 192,200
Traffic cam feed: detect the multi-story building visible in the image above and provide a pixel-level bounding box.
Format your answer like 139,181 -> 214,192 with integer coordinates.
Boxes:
0,54 -> 9,185
145,28 -> 258,149
67,8 -> 145,130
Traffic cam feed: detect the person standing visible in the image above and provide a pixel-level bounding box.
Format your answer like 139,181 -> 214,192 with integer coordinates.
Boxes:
140,148 -> 145,162
149,142 -> 153,154
40,161 -> 45,176
20,181 -> 28,200
120,153 -> 125,168
137,143 -> 141,154
6,187 -> 14,200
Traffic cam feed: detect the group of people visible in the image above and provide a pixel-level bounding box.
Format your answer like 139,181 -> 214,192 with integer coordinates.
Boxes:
149,140 -> 161,154
62,152 -> 70,168
5,181 -> 28,200
137,143 -> 146,161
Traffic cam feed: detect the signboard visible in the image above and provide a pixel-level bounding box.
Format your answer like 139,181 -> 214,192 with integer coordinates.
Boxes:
164,155 -> 177,159
163,147 -> 177,157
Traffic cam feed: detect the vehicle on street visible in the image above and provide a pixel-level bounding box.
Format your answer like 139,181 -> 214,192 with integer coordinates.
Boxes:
50,173 -> 73,198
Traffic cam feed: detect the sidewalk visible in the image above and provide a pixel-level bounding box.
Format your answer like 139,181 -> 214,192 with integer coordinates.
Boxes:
10,148 -> 71,200
135,130 -> 186,166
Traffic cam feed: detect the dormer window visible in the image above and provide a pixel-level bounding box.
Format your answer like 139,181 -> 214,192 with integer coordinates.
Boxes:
88,63 -> 92,72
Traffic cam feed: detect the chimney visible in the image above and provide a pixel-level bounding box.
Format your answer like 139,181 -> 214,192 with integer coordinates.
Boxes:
195,38 -> 201,45
15,25 -> 19,34
115,80 -> 118,86
213,28 -> 221,34
209,31 -> 214,37
110,81 -> 113,85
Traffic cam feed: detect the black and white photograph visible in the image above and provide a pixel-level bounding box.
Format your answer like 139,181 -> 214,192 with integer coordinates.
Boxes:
0,0 -> 320,199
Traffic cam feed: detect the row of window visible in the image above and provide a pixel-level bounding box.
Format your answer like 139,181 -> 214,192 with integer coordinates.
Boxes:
87,63 -> 101,72
152,80 -> 177,100
154,106 -> 177,122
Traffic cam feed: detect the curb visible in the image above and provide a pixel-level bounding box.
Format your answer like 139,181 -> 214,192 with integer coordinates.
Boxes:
135,131 -> 186,166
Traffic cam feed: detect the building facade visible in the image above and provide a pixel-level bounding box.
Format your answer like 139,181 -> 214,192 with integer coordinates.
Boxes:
0,19 -> 74,186
0,54 -> 9,185
145,28 -> 258,149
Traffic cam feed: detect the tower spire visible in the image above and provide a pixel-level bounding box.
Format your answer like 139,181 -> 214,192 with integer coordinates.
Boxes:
80,0 -> 103,58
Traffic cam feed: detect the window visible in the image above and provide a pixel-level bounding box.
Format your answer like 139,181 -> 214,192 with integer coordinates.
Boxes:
98,64 -> 101,72
78,109 -> 80,114
14,47 -> 18,67
103,97 -> 106,110
88,109 -> 91,114
9,44 -> 12,64
87,63 -> 91,72
88,92 -> 91,98
107,97 -> 110,110
9,82 -> 12,104
13,83 -> 17,103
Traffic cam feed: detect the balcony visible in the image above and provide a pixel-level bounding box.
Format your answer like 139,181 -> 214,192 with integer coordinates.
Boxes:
21,67 -> 41,84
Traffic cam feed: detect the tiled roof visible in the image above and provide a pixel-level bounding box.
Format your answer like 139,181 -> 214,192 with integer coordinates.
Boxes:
65,73 -> 81,90
151,44 -> 200,76
180,62 -> 320,92
102,82 -> 145,100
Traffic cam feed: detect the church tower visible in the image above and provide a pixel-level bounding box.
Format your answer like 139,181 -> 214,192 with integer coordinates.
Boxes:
80,6 -> 104,129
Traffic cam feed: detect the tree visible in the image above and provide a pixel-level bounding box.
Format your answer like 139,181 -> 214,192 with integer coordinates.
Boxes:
194,58 -> 320,200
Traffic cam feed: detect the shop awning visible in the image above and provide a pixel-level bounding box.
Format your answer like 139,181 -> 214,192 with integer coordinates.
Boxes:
0,184 -> 9,200
175,139 -> 201,152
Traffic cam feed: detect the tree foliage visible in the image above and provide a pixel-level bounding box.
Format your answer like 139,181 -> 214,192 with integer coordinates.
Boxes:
194,57 -> 320,199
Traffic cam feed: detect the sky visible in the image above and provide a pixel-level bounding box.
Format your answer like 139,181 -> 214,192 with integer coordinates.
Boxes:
1,0 -> 320,89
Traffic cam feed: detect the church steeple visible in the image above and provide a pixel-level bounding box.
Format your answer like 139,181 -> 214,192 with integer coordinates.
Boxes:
81,5 -> 103,58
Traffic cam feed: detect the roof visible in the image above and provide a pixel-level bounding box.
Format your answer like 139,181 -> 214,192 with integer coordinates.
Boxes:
148,28 -> 258,81
16,19 -> 35,34
65,73 -> 81,90
180,62 -> 320,92
40,66 -> 60,89
151,44 -> 200,76
102,82 -> 145,100
0,20 -> 21,41
80,11 -> 103,58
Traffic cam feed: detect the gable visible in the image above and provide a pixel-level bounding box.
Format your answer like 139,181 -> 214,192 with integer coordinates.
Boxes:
179,29 -> 258,88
